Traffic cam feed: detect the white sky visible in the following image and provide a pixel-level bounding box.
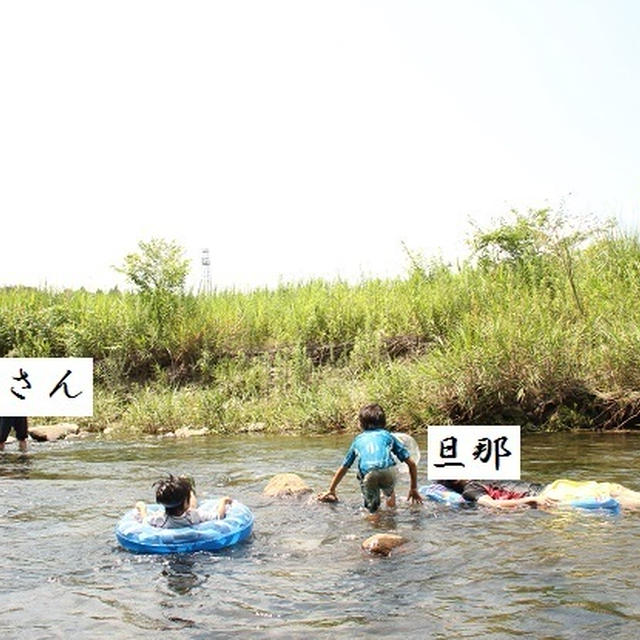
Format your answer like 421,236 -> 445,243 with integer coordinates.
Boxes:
1,0 -> 639,292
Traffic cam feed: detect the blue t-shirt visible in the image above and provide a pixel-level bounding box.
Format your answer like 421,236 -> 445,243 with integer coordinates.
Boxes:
342,429 -> 410,476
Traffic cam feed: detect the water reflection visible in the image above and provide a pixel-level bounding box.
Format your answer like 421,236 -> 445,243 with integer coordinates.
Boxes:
0,452 -> 33,479
161,556 -> 206,595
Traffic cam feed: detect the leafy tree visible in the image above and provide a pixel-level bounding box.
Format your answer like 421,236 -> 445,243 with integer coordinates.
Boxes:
469,208 -> 609,316
115,239 -> 191,340
115,238 -> 189,295
470,208 -> 552,267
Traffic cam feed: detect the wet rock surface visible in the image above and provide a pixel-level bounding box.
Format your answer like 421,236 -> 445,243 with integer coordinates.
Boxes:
361,533 -> 406,556
263,473 -> 313,497
29,422 -> 80,442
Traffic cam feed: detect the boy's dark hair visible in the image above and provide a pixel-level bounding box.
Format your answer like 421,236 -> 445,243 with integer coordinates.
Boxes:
153,474 -> 193,516
358,403 -> 386,430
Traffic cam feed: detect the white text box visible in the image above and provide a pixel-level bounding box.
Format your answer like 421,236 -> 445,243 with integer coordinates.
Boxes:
0,358 -> 93,417
427,425 -> 520,480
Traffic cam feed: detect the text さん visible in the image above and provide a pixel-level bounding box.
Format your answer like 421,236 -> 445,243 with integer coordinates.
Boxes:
1,358 -> 93,417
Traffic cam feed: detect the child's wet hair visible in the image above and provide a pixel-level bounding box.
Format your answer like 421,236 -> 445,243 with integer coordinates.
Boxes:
153,474 -> 193,516
358,403 -> 386,430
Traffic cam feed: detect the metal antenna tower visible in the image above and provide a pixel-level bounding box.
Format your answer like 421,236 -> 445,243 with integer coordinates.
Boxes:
198,248 -> 213,295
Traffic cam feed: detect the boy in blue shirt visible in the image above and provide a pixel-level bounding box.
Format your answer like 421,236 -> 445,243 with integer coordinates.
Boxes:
318,404 -> 423,512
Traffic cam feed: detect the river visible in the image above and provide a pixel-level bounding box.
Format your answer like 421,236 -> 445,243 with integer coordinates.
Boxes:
1,432 -> 639,639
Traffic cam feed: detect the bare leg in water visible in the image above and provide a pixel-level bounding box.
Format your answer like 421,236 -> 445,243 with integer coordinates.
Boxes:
609,483 -> 640,508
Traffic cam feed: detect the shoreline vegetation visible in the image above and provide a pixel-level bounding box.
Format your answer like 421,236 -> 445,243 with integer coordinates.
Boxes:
3,210 -> 640,436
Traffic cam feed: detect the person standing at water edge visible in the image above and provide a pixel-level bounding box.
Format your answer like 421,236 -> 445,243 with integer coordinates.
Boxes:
318,404 -> 423,512
0,416 -> 28,452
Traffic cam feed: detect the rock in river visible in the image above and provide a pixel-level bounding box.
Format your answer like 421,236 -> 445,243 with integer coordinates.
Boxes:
29,422 -> 80,442
361,533 -> 407,556
263,473 -> 313,497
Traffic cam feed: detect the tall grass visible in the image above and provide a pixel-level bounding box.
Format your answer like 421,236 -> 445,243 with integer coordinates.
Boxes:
3,230 -> 640,433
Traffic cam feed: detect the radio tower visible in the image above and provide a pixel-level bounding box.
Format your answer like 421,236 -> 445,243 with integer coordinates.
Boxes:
198,248 -> 213,295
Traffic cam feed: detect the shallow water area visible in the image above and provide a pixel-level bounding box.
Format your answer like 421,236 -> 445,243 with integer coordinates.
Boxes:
1,432 -> 640,639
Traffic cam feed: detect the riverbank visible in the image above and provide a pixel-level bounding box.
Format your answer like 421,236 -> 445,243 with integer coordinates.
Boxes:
3,218 -> 640,435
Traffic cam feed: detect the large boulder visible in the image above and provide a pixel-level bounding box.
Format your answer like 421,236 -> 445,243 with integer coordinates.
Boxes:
174,427 -> 209,438
361,533 -> 407,556
240,422 -> 266,433
263,473 -> 313,497
28,422 -> 80,442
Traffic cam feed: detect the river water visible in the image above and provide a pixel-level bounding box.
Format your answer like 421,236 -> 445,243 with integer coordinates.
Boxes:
1,432 -> 639,639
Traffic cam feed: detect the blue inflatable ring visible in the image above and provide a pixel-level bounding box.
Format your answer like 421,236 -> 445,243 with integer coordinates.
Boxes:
419,483 -> 620,512
419,483 -> 466,506
562,496 -> 620,513
115,498 -> 254,554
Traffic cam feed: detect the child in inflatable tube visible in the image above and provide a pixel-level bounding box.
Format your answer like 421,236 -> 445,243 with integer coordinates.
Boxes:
437,479 -> 640,509
135,474 -> 233,528
317,403 -> 423,513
